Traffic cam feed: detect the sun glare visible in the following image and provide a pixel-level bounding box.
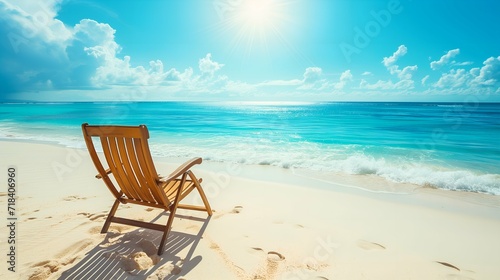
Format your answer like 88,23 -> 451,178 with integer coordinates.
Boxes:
239,0 -> 275,27
215,0 -> 290,55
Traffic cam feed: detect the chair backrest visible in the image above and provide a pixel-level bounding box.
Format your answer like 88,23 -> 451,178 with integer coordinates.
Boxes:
82,123 -> 170,207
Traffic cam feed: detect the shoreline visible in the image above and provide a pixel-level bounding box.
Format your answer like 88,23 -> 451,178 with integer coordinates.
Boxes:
1,140 -> 500,279
2,138 -> 499,198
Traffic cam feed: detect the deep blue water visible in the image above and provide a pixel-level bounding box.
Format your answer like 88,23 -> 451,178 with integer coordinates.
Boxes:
1,101 -> 499,194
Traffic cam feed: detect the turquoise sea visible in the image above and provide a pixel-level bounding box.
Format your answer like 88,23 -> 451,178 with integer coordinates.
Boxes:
1,101 -> 499,194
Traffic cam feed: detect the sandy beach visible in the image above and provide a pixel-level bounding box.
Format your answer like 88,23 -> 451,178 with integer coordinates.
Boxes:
1,140 -> 500,280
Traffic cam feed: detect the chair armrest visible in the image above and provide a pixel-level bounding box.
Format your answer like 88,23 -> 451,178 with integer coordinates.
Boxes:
159,157 -> 202,182
96,168 -> 112,179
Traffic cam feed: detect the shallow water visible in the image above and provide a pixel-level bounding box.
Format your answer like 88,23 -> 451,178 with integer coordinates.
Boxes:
1,101 -> 499,194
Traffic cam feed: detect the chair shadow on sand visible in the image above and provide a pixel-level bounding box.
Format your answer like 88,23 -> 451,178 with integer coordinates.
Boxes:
59,213 -> 211,280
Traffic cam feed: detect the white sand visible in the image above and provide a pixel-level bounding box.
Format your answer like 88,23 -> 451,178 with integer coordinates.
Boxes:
1,140 -> 500,279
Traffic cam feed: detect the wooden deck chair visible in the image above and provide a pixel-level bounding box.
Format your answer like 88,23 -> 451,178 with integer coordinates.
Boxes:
81,123 -> 212,255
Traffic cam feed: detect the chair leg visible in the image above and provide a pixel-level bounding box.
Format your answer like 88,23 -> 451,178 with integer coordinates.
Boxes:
101,198 -> 120,233
158,210 -> 176,255
189,171 -> 213,216
157,172 -> 187,255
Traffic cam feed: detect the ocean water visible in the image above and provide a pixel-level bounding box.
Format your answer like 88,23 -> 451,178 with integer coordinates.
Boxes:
1,101 -> 499,194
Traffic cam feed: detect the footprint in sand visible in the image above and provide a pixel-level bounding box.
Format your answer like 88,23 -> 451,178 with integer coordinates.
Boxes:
63,195 -> 88,201
265,251 -> 286,278
356,239 -> 386,250
28,257 -> 78,280
267,251 -> 285,262
437,261 -> 476,280
78,212 -> 106,221
247,247 -> 265,256
214,206 -> 243,219
250,250 -> 287,279
87,213 -> 107,221
436,261 -> 460,271
231,205 -> 243,214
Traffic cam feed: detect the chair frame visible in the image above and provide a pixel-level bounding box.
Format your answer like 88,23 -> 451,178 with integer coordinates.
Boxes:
82,123 -> 212,255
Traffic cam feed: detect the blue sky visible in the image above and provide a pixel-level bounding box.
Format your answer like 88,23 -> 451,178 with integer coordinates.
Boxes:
1,0 -> 499,102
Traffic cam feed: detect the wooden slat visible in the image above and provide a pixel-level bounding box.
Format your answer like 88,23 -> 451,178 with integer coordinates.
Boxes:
162,179 -> 196,202
82,126 -> 122,200
111,217 -> 166,232
84,125 -> 145,138
103,137 -> 135,199
134,139 -> 166,205
121,198 -> 169,210
125,138 -> 156,202
163,180 -> 182,199
177,204 -> 209,211
116,138 -> 143,200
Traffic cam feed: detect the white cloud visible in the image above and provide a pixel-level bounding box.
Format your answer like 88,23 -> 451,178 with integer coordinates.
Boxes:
72,19 -> 153,87
303,67 -> 323,84
199,53 -> 224,78
383,45 -> 407,68
298,67 -> 329,90
0,0 -> 76,95
76,19 -> 119,58
335,70 -> 353,89
1,0 -> 71,47
361,45 -> 417,91
382,45 -> 417,84
471,56 -> 500,86
433,56 -> 500,91
398,65 -> 418,80
0,1 -> 497,101
340,70 -> 353,82
435,69 -> 469,88
0,0 -> 235,97
431,48 -> 460,70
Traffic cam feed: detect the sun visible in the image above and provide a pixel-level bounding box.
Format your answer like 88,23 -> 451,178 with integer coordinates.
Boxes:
238,0 -> 276,28
214,0 -> 291,55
